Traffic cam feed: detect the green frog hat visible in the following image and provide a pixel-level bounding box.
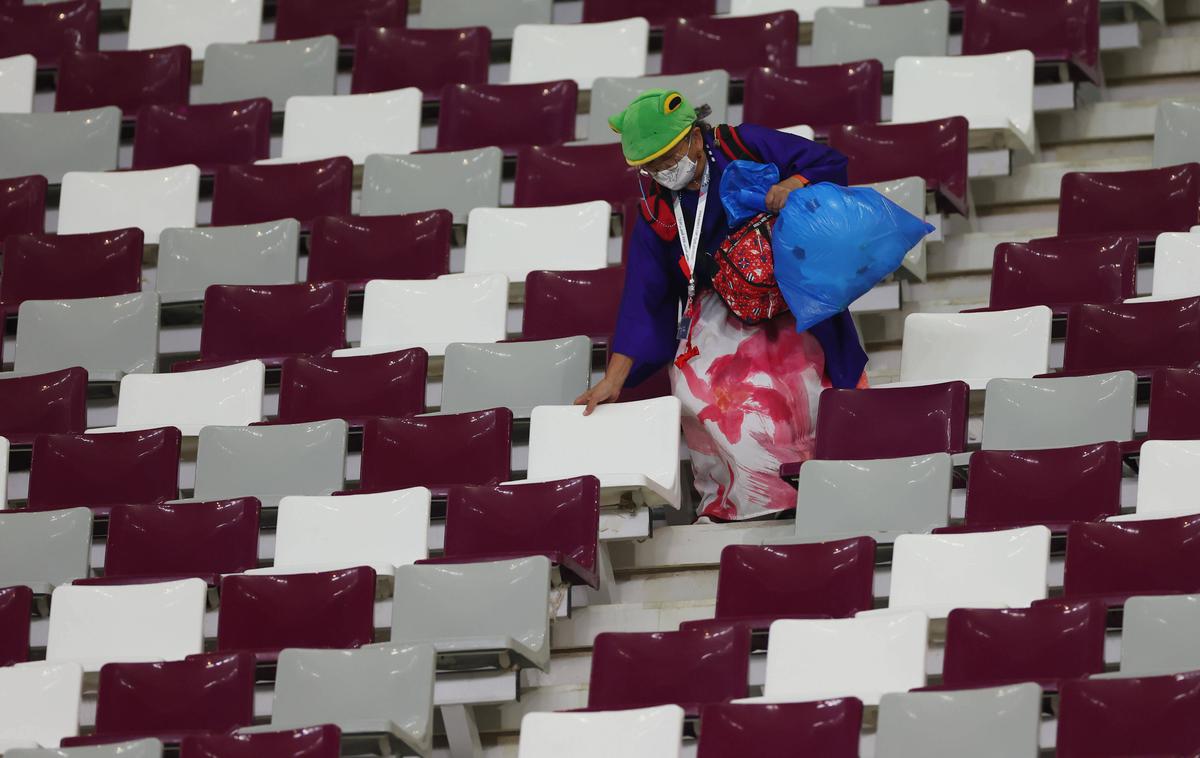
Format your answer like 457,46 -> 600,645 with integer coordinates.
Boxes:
609,88 -> 696,167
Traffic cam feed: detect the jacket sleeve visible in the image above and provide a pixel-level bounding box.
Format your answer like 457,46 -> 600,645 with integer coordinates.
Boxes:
736,122 -> 849,186
610,216 -> 686,387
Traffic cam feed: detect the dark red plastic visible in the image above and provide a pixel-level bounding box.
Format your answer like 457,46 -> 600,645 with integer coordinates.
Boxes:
425,476 -> 601,588
306,211 -> 452,291
1058,163 -> 1200,243
587,625 -> 751,716
274,0 -> 407,45
515,143 -> 640,208
276,349 -> 428,426
358,408 -> 512,498
211,157 -> 354,230
0,228 -> 144,318
880,0 -> 964,7
181,725 -> 342,758
55,46 -> 191,116
1148,367 -> 1200,441
1061,297 -> 1200,377
1057,670 -> 1200,757
437,80 -> 578,155
743,61 -> 883,137
979,235 -> 1139,315
661,12 -> 799,79
1061,514 -> 1200,606
351,26 -> 490,96
0,0 -> 98,69
681,539 -> 876,636
0,585 -> 31,667
132,99 -> 273,173
0,176 -> 46,241
522,267 -> 624,342
940,600 -> 1108,691
829,117 -> 970,217
810,381 -> 970,463
582,0 -> 715,26
0,367 -> 88,446
963,0 -> 1101,85
217,567 -> 377,661
26,427 -> 182,516
697,699 -> 863,758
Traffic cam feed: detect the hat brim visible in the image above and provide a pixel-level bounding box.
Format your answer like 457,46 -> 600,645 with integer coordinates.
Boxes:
626,124 -> 694,167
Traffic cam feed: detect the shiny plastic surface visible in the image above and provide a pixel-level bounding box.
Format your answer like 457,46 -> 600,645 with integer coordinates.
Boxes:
1155,99 -> 1200,168
730,0 -> 863,20
743,61 -> 882,136
1130,232 -> 1200,301
274,0 -> 406,45
514,143 -> 639,208
661,12 -> 798,78
697,699 -> 862,758
0,175 -> 47,238
441,337 -> 592,417
582,0 -> 713,25
898,306 -> 1052,389
509,18 -> 649,89
211,157 -> 352,230
876,683 -> 1041,758
1063,296 -> 1200,375
1120,594 -> 1200,676
980,373 -> 1136,451
306,211 -> 452,290
0,661 -> 83,748
127,0 -> 261,60
464,202 -> 609,282
278,87 -> 421,164
10,739 -> 166,757
0,228 -> 142,317
1058,163 -> 1200,242
276,349 -> 428,425
0,1 -> 98,69
197,36 -> 337,111
0,107 -> 121,182
156,219 -> 300,303
522,267 -> 624,342
1057,670 -> 1200,757
0,508 -> 92,591
217,567 -> 376,659
1148,367 -> 1200,440
0,585 -> 32,666
1132,440 -> 1200,517
811,381 -> 970,460
360,148 -> 502,223
962,0 -> 1100,85
180,725 -> 341,758
55,46 -> 189,115
983,234 -> 1138,313
812,1 -> 949,70
359,408 -> 512,497
58,165 -> 199,245
518,705 -> 683,758
0,53 -> 35,113
419,0 -> 551,38
111,360 -> 265,435
352,26 -> 489,96
437,80 -> 577,154
1063,513 -> 1200,605
133,99 -> 272,172
0,367 -> 88,445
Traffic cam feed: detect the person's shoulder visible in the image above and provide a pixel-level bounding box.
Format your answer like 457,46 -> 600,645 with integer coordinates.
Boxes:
734,122 -> 811,143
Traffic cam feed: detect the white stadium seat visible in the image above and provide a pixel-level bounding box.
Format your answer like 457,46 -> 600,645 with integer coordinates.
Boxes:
509,18 -> 650,89
463,201 -> 611,283
518,705 -> 684,758
0,662 -> 83,751
58,165 -> 200,245
127,0 -> 264,60
729,0 -> 865,22
96,360 -> 266,435
1110,440 -> 1200,521
1126,232 -> 1200,302
0,54 -> 36,114
278,88 -> 423,164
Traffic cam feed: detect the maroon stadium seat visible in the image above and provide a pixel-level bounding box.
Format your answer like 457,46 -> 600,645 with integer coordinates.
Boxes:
976,235 -> 1138,315
697,700 -> 863,758
351,26 -> 490,96
1060,514 -> 1200,606
211,158 -> 354,230
181,725 -> 342,758
132,99 -> 273,172
0,176 -> 47,241
661,12 -> 799,79
437,80 -> 578,155
743,61 -> 883,137
0,228 -> 143,318
0,367 -> 88,446
582,0 -> 715,27
274,0 -> 407,45
1147,367 -> 1200,441
306,211 -> 452,292
880,0 -> 964,8
514,143 -> 640,208
522,267 -> 625,342
1061,297 -> 1200,377
0,585 -> 31,667
1058,163 -> 1200,243
0,0 -> 98,69
962,0 -> 1101,85
276,349 -> 428,426
55,46 -> 191,116
1057,670 -> 1200,757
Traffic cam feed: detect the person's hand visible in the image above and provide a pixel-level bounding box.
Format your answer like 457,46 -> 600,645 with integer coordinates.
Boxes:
574,375 -> 623,416
765,182 -> 795,213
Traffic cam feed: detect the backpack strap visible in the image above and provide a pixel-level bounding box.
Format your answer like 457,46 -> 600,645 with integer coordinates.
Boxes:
714,124 -> 763,163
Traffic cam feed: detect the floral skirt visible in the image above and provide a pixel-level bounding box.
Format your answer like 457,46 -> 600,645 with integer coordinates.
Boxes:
669,291 -> 831,521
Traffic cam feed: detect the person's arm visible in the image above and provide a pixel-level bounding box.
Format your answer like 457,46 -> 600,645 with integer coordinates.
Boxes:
737,123 -> 850,210
574,352 -> 633,415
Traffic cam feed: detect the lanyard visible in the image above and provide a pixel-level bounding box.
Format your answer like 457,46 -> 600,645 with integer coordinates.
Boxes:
674,162 -> 710,302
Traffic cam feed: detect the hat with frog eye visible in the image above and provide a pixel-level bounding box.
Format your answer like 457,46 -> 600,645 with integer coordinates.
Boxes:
608,89 -> 696,167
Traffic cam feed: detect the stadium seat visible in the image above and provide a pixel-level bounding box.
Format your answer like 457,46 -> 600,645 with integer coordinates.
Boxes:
156,220 -> 301,304
980,373 -> 1136,450
514,144 -> 640,208
784,455 -> 951,542
1061,514 -> 1200,606
0,585 -> 31,666
55,47 -> 190,116
437,80 -> 578,154
351,26 -> 490,96
216,567 -> 376,660
174,282 -> 347,371
522,267 -> 624,342
0,108 -> 120,182
697,700 -> 862,758
584,626 -> 751,715
876,683 -> 1041,758
441,338 -> 592,417
0,174 -> 47,239
895,306 -> 1052,389
526,397 -> 682,508
662,12 -> 799,79
59,165 -> 199,244
948,444 -> 1122,532
419,0 -> 552,37
360,149 -> 502,223
829,117 -> 969,216
1057,671 -> 1200,757
180,726 -> 340,758
1061,297 -> 1200,377
391,555 -> 553,671
1125,440 -> 1200,519
0,661 -> 84,750
192,420 -> 347,509
333,274 -> 508,358
12,292 -> 160,382
753,611 -> 928,705
582,0 -> 713,25
46,579 -> 207,670
1058,164 -> 1200,242
9,740 -> 164,757
1154,99 -> 1200,168
0,508 -> 91,593
196,37 -> 338,110
126,0 -> 262,60
306,211 -> 452,291
358,409 -> 512,497
878,526 -> 1051,617
254,488 -> 430,575
1147,367 -> 1200,440
0,228 -> 143,318
680,539 -> 877,635
812,1 -> 949,69
273,0 -> 406,45
743,61 -> 883,137
979,235 -> 1139,314
428,476 -> 600,588
89,500 -> 260,586
588,71 -> 730,143
1118,594 -> 1200,676
211,158 -> 352,230
0,368 -> 88,445
275,349 -> 429,426
893,51 -> 1037,155
132,100 -> 273,172
1127,232 -> 1200,301
0,1 -> 98,69
509,18 -> 650,89
105,360 -> 266,435
517,705 -> 684,758
941,600 -> 1107,690
262,645 -> 434,756
0,54 -> 34,113
277,88 -> 421,164
464,202 -> 610,282
962,0 -> 1101,85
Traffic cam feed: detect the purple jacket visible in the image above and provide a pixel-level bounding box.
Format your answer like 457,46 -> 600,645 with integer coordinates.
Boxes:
611,123 -> 868,387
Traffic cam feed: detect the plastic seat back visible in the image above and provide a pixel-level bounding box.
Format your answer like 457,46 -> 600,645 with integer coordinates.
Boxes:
1063,514 -> 1200,605
59,165 -> 199,244
1148,367 -> 1200,440
279,87 -> 422,164
156,220 -> 300,304
361,149 -> 502,223
0,227 -> 142,316
985,235 -> 1139,313
696,700 -> 862,758
0,175 -> 47,239
514,143 -> 640,208
274,0 -> 406,45
276,349 -> 428,425
306,211 -> 452,290
420,0 -> 551,37
522,267 -> 624,342
1120,594 -> 1200,676
0,662 -> 84,748
1137,232 -> 1200,301
1063,297 -> 1200,375
981,373 -> 1136,450
211,157 -> 352,230
509,18 -> 649,89
0,585 -> 32,666
1154,100 -> 1200,169
0,1 -> 98,68
661,12 -> 798,78
899,306 -> 1052,388
876,683 -> 1041,758
814,381 -> 969,460
1135,440 -> 1200,517
28,427 -> 180,512
55,46 -> 190,116
1057,671 -> 1200,757
0,53 -> 35,112
127,0 -> 261,60
743,61 -> 882,136
113,360 -> 265,435
0,108 -> 120,183
518,705 -> 683,758
442,337 -> 592,417
14,292 -> 159,381
962,0 -> 1100,85
132,99 -> 272,172
351,26 -> 490,96
180,726 -> 340,758
582,0 -> 713,25
812,1 -> 948,69
0,368 -> 87,445
437,80 -> 577,154
0,508 -> 92,590
197,37 -> 337,110
103,500 -> 260,583
1058,164 -> 1200,242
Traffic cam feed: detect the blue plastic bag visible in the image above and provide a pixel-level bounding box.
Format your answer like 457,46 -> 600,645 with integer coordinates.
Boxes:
719,160 -> 935,332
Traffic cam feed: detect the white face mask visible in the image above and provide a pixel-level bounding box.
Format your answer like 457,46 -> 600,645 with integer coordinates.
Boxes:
651,138 -> 698,191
